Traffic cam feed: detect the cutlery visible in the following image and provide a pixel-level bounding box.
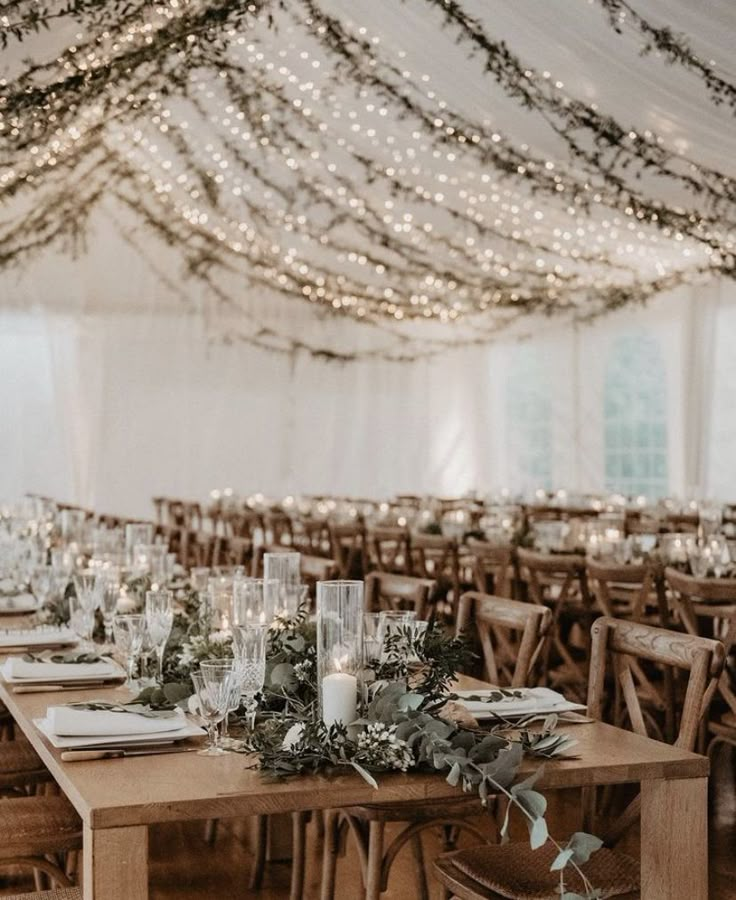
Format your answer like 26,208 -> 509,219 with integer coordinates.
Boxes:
13,681 -> 109,694
61,745 -> 199,762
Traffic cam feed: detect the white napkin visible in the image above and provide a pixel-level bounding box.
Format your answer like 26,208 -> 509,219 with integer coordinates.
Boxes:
454,687 -> 584,716
0,627 -> 77,648
46,705 -> 188,737
2,657 -> 118,683
0,593 -> 38,613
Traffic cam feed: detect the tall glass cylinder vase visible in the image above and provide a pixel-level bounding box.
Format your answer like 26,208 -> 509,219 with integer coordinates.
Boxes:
264,551 -> 302,619
317,580 -> 363,730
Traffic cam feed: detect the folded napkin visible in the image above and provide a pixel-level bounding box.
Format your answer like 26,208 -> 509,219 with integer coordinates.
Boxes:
454,687 -> 583,716
0,627 -> 77,648
0,593 -> 38,613
2,657 -> 118,682
46,705 -> 187,737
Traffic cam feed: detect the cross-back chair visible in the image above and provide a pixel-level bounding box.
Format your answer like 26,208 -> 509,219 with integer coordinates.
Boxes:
182,531 -> 216,569
367,526 -> 412,575
455,592 -> 551,687
364,571 -> 435,620
211,535 -> 253,570
409,533 -> 461,620
465,539 -> 516,599
588,560 -> 675,740
432,617 -> 724,900
665,566 -> 736,754
516,548 -> 593,701
329,522 -> 367,579
291,519 -> 332,557
223,509 -> 263,541
262,510 -> 293,546
321,593 -> 552,900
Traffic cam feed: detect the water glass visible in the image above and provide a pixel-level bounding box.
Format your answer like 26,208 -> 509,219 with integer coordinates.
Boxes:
232,623 -> 267,731
264,552 -> 302,620
145,589 -> 174,683
113,614 -> 145,688
200,659 -> 240,748
192,668 -> 238,756
68,593 -> 96,644
99,566 -> 121,645
30,565 -> 56,607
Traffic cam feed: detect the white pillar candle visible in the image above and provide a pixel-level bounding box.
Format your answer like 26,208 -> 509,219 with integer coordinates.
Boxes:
322,672 -> 357,728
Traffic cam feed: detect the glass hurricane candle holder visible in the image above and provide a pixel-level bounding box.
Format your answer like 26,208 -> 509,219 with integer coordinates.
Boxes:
264,551 -> 302,619
125,523 -> 154,568
233,578 -> 278,626
317,580 -> 363,730
207,576 -> 234,633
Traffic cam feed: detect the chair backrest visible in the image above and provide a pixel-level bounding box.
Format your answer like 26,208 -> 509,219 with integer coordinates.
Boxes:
213,535 -> 253,569
457,592 -> 551,687
587,560 -> 668,626
292,519 -> 332,557
364,571 -> 436,619
410,533 -> 460,587
466,539 -> 516,598
183,531 -> 216,568
300,554 -> 340,601
263,511 -> 293,546
329,523 -> 367,579
517,548 -> 591,607
588,616 -> 724,753
367,526 -> 412,575
225,510 -> 263,541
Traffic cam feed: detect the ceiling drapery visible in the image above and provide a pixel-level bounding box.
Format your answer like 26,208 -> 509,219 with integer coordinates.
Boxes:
1,0 -> 735,360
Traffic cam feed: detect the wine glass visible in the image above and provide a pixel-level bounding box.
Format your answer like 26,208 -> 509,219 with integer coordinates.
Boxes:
192,668 -> 237,757
98,567 -> 121,647
200,660 -> 240,749
73,572 -> 102,619
113,614 -> 145,689
145,589 -> 174,684
232,624 -> 267,731
30,565 -> 55,607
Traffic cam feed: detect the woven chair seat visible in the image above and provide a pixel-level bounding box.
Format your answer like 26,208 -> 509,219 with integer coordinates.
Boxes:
435,843 -> 640,900
0,795 -> 82,857
2,890 -> 82,900
0,740 -> 49,789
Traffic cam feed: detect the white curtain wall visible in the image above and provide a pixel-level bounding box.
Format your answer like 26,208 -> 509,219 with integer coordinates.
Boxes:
2,280 -> 735,519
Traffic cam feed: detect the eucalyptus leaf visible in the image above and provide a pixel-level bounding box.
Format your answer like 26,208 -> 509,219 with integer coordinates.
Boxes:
567,831 -> 604,865
528,815 -> 548,850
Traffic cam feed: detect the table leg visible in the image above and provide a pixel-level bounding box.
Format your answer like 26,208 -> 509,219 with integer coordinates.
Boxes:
83,823 -> 148,900
640,777 -> 707,900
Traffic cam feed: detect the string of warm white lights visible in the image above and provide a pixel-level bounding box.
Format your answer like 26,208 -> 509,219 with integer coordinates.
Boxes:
0,0 -> 734,360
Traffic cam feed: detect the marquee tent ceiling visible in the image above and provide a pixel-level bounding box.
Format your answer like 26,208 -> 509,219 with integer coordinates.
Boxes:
1,0 -> 734,359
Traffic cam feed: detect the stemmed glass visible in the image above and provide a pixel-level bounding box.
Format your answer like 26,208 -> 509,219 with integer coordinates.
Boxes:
30,565 -> 56,608
145,589 -> 174,684
200,660 -> 240,749
232,623 -> 267,731
99,567 -> 121,647
73,572 -> 102,623
113,614 -> 145,688
68,594 -> 96,645
192,668 -> 238,757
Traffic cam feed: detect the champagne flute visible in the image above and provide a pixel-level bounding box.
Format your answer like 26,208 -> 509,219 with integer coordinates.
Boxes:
232,624 -> 267,731
113,614 -> 145,688
145,589 -> 174,684
68,593 -> 95,646
192,668 -> 237,757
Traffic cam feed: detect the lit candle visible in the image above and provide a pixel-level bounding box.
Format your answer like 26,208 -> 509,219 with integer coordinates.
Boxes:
322,670 -> 357,729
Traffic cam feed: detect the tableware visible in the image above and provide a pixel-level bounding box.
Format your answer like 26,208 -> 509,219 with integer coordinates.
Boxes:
61,746 -> 200,762
98,566 -> 121,645
191,668 -> 237,757
2,654 -> 123,684
0,626 -> 77,651
232,578 -> 277,626
113,614 -> 145,688
452,687 -> 586,721
231,624 -> 267,731
264,552 -> 302,619
13,682 -> 108,694
0,592 -> 39,614
35,714 -> 204,749
68,593 -> 96,645
145,589 -> 173,683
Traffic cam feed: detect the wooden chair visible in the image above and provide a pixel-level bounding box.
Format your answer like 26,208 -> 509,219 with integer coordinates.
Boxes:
292,519 -> 332,557
588,561 -> 675,741
0,739 -> 52,796
0,795 -> 83,889
223,509 -> 263,541
364,572 -> 435,620
182,531 -> 216,569
664,567 -> 736,754
212,535 -> 253,570
151,496 -> 166,524
465,539 -> 516,599
329,522 -> 367,579
299,554 -> 339,602
455,593 -> 551,687
409,533 -> 461,620
516,549 -> 593,701
320,593 -> 551,900
367,526 -> 412,575
262,510 -> 293,546
432,617 -> 724,900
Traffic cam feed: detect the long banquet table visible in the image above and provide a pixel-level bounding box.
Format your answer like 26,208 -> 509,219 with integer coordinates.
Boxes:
0,667 -> 709,900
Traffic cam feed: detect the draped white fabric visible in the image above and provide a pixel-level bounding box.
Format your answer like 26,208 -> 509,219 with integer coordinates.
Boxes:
2,278 -> 735,518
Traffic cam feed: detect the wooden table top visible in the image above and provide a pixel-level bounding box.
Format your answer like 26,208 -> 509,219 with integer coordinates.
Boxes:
0,667 -> 708,831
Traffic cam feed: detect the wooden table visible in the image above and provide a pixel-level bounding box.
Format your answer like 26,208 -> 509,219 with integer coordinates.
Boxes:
0,673 -> 709,900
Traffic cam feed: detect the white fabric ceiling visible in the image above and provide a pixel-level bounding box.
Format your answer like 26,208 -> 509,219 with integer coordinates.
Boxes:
1,0 -> 734,359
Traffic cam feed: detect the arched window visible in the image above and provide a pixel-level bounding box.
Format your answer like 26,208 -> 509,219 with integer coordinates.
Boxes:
604,334 -> 668,498
505,345 -> 553,491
